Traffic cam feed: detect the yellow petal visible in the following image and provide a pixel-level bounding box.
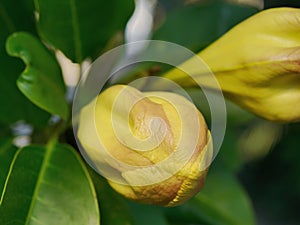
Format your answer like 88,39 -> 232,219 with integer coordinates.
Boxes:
77,85 -> 212,206
162,7 -> 300,122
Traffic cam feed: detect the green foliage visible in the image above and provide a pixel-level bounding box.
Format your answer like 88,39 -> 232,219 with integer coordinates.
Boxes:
154,1 -> 258,52
0,138 -> 18,194
128,203 -> 169,225
240,123 -> 300,224
0,144 -> 99,225
6,32 -> 69,120
0,0 -> 49,126
35,0 -> 134,62
89,169 -> 134,225
0,0 -> 299,224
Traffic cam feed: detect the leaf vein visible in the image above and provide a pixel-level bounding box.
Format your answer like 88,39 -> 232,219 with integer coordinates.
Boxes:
24,146 -> 54,225
0,148 -> 22,205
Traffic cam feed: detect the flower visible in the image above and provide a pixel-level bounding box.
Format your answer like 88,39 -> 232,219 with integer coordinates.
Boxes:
162,7 -> 300,122
77,85 -> 212,206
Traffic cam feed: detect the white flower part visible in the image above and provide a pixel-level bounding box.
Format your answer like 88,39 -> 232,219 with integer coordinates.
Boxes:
11,121 -> 33,147
125,0 -> 157,57
13,136 -> 31,148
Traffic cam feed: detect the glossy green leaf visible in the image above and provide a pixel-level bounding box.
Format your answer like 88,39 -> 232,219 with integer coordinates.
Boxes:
165,169 -> 255,225
35,0 -> 134,62
6,32 -> 69,120
0,0 -> 50,126
0,144 -> 99,225
89,169 -> 133,225
153,1 -> 258,52
0,138 -> 18,195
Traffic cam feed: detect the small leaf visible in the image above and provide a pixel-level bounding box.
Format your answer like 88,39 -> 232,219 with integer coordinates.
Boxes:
0,144 -> 100,225
0,138 -> 18,195
6,32 -> 69,120
0,0 -> 50,126
35,0 -> 134,62
154,1 -> 258,52
165,169 -> 255,225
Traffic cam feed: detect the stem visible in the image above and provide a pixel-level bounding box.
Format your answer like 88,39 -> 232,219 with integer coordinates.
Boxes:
46,119 -> 70,148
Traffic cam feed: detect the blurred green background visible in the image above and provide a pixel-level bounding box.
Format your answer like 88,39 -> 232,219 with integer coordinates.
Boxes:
238,1 -> 300,225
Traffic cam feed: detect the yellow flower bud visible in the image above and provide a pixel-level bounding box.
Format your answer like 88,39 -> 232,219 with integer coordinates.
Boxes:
77,85 -> 212,206
162,7 -> 300,122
